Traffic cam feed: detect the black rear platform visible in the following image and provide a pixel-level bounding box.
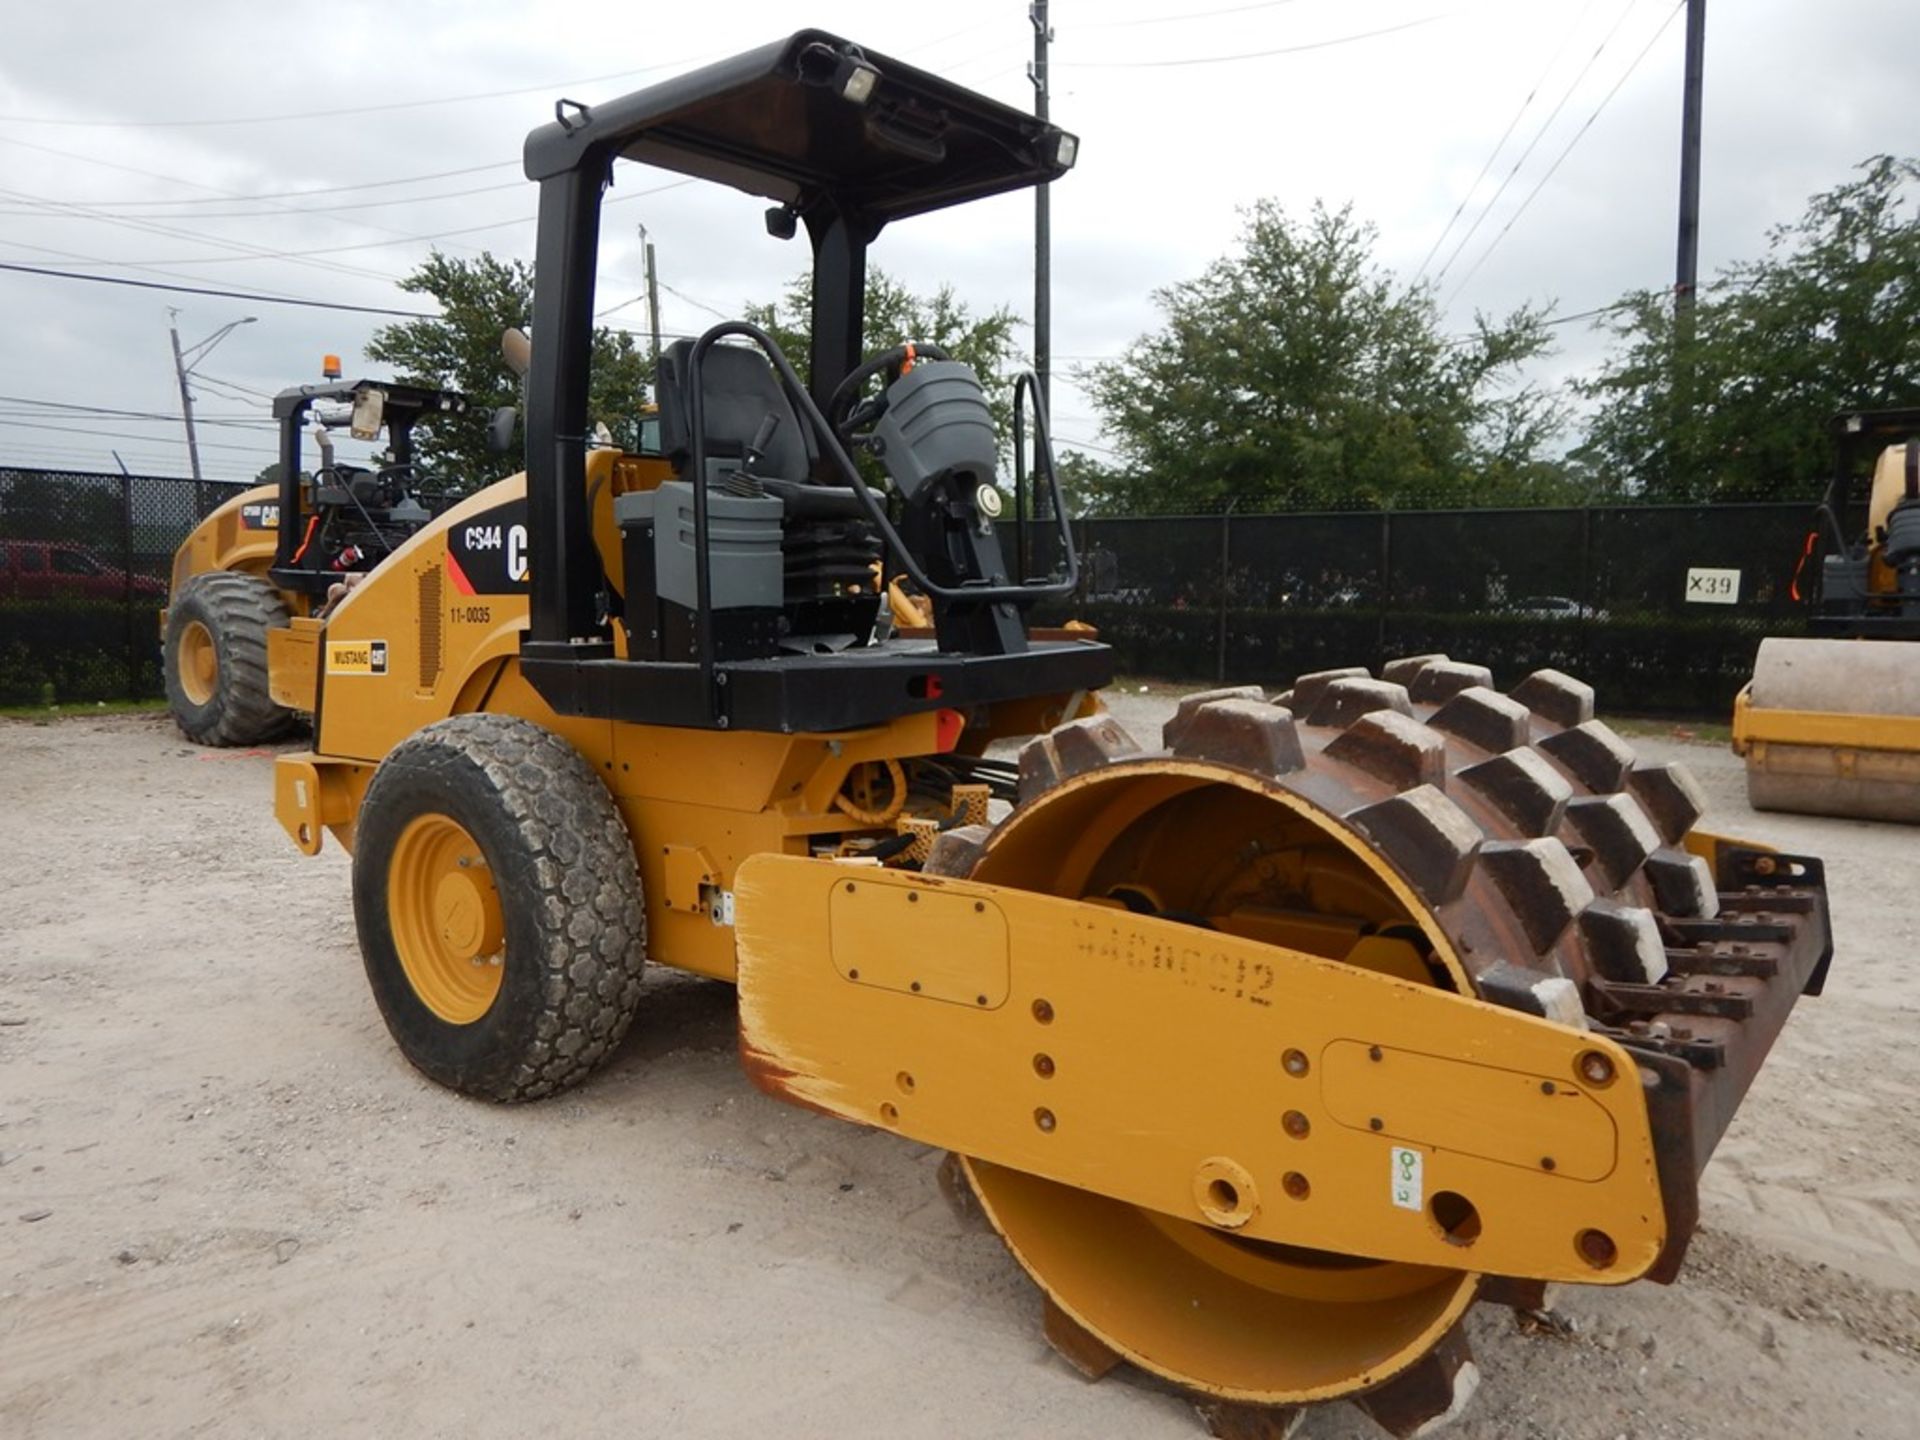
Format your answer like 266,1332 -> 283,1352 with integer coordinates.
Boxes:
523,636 -> 1112,733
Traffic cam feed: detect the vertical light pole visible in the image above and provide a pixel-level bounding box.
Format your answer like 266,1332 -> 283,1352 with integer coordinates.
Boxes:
1670,0 -> 1706,483
167,314 -> 204,485
1029,0 -> 1053,518
168,310 -> 256,483
1674,0 -> 1706,328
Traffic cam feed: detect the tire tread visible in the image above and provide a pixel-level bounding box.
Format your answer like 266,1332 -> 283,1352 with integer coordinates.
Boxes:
164,571 -> 293,745
356,714 -> 647,1102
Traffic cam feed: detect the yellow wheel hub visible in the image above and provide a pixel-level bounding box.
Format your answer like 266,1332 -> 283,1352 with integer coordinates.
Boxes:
178,619 -> 218,706
388,814 -> 505,1025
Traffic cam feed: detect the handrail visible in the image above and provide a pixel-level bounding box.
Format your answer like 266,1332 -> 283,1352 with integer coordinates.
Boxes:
682,325 -> 1080,682
1010,369 -> 1080,591
1011,377 -> 1029,584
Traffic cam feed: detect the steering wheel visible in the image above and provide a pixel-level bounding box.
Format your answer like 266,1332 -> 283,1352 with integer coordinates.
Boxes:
825,341 -> 952,448
358,462 -> 417,507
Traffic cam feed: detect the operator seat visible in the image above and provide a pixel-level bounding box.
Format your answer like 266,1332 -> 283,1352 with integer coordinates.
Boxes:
652,339 -> 881,605
655,339 -> 812,487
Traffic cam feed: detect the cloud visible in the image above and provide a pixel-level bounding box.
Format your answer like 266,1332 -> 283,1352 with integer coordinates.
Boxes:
0,0 -> 1912,477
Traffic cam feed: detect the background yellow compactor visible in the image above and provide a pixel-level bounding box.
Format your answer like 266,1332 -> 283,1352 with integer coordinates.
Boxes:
1734,408 -> 1920,821
162,377 -> 481,744
169,34 -> 1833,1435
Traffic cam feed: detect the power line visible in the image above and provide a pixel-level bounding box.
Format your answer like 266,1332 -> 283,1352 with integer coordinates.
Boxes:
0,20 -> 1024,136
1077,0 -> 1309,30
0,234 -> 380,305
1053,431 -> 1124,457
1443,2 -> 1686,308
0,415 -> 273,455
901,18 -> 1009,55
57,177 -> 697,270
927,42 -> 1027,79
0,134 -> 516,207
0,185 -> 404,285
0,134 -> 517,269
0,396 -> 275,429
189,374 -> 278,401
655,279 -> 732,321
1428,0 -> 1645,290
0,447 -> 256,478
0,56 -> 715,129
0,407 -> 274,431
0,176 -> 527,221
0,260 -> 437,317
1414,0 -> 1600,282
0,90 -> 683,291
1060,14 -> 1444,68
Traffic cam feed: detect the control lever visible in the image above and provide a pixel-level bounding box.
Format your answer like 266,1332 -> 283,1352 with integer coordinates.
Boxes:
743,412 -> 781,475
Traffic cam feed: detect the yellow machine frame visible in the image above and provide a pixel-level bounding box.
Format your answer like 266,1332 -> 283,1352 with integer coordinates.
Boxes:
262,447 -> 1662,1283
269,449 -> 1096,983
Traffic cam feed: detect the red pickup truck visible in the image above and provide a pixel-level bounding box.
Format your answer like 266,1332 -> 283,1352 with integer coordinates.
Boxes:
0,540 -> 169,601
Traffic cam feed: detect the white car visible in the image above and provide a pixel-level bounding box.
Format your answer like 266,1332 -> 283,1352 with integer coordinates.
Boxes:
1503,594 -> 1606,620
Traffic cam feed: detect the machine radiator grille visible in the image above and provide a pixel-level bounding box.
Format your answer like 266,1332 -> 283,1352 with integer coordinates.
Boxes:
417,564 -> 443,692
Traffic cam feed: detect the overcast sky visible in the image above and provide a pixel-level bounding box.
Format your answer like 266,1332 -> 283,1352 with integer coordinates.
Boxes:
1,0 -> 1913,482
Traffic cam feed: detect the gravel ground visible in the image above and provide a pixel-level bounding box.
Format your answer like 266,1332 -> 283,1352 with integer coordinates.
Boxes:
2,694 -> 1916,1439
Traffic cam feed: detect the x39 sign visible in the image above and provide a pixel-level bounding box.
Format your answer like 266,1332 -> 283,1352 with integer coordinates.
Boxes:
1685,567 -> 1741,604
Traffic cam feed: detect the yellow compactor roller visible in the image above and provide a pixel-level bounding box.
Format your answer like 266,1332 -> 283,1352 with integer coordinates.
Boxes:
170,34 -> 1832,1434
1734,409 -> 1920,821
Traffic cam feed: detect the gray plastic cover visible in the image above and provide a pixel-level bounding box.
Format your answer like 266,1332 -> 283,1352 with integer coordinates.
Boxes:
869,360 -> 997,501
616,483 -> 784,611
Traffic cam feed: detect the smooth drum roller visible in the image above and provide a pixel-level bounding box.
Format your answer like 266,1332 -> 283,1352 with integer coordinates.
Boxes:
737,656 -> 1832,1435
1734,635 -> 1920,823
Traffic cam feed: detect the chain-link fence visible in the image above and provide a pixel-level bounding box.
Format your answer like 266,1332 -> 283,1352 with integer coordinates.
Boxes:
0,467 -> 1810,719
1017,502 -> 1810,717
0,468 -> 248,706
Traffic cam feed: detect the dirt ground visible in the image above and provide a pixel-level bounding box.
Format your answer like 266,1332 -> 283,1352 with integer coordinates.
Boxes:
2,694 -> 1917,1439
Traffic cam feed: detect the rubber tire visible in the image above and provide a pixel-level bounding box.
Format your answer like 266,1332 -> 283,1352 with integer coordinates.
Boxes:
352,714 -> 648,1102
163,571 -> 294,746
1884,501 -> 1920,568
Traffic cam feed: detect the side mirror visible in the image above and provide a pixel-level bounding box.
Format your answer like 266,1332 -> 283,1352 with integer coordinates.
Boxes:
486,406 -> 518,455
501,327 -> 532,379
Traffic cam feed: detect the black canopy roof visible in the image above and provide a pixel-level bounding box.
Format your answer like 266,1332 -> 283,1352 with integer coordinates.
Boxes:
522,30 -> 1076,224
516,33 -> 1076,648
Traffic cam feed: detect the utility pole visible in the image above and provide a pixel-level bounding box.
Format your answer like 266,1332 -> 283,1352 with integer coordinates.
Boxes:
1674,0 -> 1706,327
1028,0 -> 1053,516
645,239 -> 663,370
1671,0 -> 1706,466
168,311 -> 205,486
168,310 -> 256,484
639,223 -> 663,371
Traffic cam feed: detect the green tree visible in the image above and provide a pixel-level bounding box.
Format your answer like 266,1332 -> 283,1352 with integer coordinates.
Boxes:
743,269 -> 1023,445
367,251 -> 651,491
1576,156 -> 1920,501
1077,201 -> 1563,514
1042,448 -> 1137,518
0,473 -> 121,543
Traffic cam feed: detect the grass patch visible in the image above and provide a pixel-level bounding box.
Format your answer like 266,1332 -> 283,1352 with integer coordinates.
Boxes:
1607,714 -> 1732,747
0,698 -> 168,720
1111,675 -> 1219,699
